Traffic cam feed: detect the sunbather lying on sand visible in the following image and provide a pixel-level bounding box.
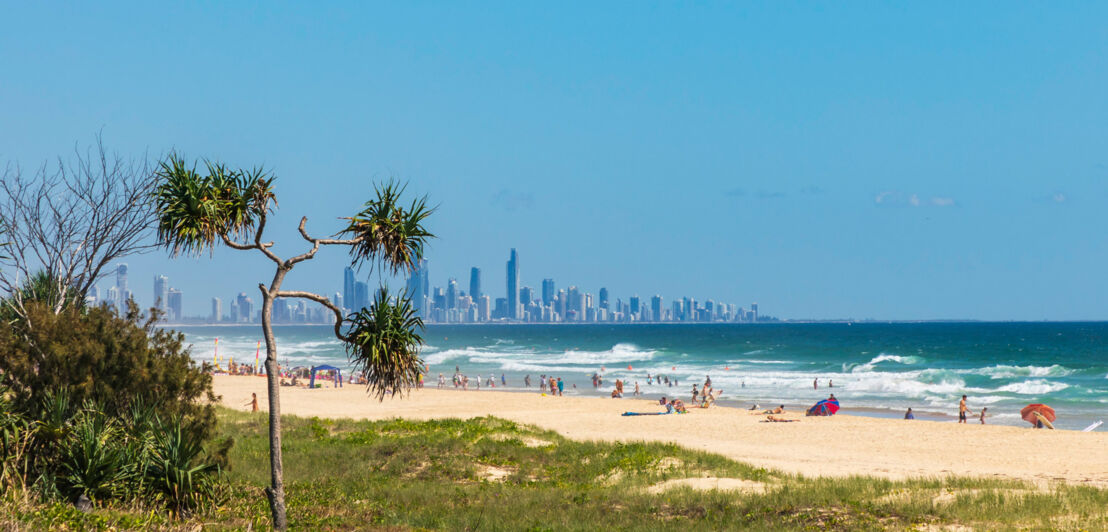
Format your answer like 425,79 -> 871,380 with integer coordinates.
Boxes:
761,405 -> 785,414
762,415 -> 798,423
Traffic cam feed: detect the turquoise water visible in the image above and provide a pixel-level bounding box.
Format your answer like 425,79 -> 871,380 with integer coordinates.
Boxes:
177,322 -> 1108,430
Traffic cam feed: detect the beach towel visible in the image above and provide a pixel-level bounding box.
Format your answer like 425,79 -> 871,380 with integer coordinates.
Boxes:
622,412 -> 670,416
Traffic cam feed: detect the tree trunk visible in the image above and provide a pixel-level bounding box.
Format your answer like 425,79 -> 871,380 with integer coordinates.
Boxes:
261,274 -> 288,530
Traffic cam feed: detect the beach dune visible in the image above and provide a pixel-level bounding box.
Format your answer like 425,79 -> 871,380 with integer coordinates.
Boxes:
213,375 -> 1108,488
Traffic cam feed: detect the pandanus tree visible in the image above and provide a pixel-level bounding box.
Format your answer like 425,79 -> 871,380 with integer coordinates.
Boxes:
152,155 -> 432,530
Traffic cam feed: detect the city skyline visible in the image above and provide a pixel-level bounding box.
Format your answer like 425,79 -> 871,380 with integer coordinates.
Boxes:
96,247 -> 768,325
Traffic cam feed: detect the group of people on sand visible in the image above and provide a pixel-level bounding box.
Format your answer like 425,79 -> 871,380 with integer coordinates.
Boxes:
537,374 -> 566,396
902,395 -> 991,424
442,367 -> 510,391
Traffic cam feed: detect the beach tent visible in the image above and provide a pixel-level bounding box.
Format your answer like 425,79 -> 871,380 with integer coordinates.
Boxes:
806,398 -> 840,416
309,365 -> 343,389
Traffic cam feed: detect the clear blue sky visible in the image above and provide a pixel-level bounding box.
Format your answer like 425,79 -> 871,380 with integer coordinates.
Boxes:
2,3 -> 1106,320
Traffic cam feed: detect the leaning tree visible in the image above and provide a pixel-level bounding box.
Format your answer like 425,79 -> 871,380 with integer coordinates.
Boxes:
152,155 -> 432,530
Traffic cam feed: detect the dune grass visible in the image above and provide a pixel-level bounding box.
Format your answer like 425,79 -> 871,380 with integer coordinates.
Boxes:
4,407 -> 1107,530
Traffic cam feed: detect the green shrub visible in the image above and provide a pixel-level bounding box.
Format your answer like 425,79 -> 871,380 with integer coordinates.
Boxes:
56,405 -> 130,502
146,415 -> 222,515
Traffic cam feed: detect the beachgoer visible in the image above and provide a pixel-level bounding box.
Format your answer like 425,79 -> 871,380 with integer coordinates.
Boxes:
979,407 -> 987,425
634,381 -> 640,396
556,378 -> 564,396
691,384 -> 699,406
705,375 -> 712,388
829,379 -> 833,388
958,395 -> 972,424
244,393 -> 258,412
813,378 -> 818,390
611,389 -> 621,398
525,374 -> 531,387
501,373 -> 506,386
672,399 -> 686,413
539,377 -> 546,392
904,408 -> 914,420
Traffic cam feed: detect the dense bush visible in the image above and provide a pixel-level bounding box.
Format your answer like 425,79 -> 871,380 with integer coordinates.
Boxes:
0,301 -> 218,441
0,299 -> 226,513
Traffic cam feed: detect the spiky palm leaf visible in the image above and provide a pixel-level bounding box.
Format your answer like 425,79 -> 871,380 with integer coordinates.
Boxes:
152,155 -> 276,257
345,287 -> 425,399
340,181 -> 433,275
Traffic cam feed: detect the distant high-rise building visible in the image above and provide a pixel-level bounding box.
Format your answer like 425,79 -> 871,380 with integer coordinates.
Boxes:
751,303 -> 758,322
477,295 -> 490,321
629,295 -> 640,316
506,249 -> 520,320
115,264 -> 129,309
153,275 -> 169,317
332,292 -> 343,313
469,267 -> 481,301
167,288 -> 182,321
599,287 -> 609,310
651,295 -> 663,322
354,281 -> 369,311
541,279 -> 555,306
236,292 -> 253,323
520,286 -> 534,307
406,259 -> 428,318
343,267 -> 355,312
106,286 -> 120,311
211,297 -> 222,322
446,278 -> 458,309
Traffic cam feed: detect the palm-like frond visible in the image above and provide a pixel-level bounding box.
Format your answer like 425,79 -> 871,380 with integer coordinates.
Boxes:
152,155 -> 276,257
340,181 -> 433,275
344,287 -> 425,400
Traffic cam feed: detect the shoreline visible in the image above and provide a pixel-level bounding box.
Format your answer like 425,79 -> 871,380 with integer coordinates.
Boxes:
212,375 -> 1108,488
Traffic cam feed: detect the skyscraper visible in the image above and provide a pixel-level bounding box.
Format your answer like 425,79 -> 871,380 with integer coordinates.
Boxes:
153,274 -> 169,317
236,292 -> 253,323
406,259 -> 428,318
651,295 -> 663,322
599,287 -> 609,310
506,248 -> 519,320
116,264 -> 129,309
343,267 -> 355,312
542,279 -> 555,306
167,288 -> 182,321
354,281 -> 369,311
446,278 -> 458,309
629,295 -> 640,317
469,267 -> 481,301
211,297 -> 222,322
332,292 -> 343,312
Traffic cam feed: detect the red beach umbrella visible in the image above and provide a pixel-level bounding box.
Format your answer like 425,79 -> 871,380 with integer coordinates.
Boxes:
1021,404 -> 1056,426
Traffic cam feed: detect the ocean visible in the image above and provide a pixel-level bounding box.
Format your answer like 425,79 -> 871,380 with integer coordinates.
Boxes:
177,322 -> 1108,430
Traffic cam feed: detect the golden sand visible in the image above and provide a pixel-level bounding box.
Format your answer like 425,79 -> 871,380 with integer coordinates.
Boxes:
214,375 -> 1108,488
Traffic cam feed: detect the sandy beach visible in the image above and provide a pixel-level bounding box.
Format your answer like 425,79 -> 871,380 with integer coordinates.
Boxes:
213,375 -> 1108,488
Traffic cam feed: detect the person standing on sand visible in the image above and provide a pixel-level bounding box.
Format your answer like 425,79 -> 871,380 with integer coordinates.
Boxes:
244,393 -> 258,412
501,373 -> 506,387
525,374 -> 531,387
979,407 -> 987,424
539,376 -> 546,392
634,381 -> 640,396
691,384 -> 699,406
556,377 -> 564,396
958,395 -> 972,424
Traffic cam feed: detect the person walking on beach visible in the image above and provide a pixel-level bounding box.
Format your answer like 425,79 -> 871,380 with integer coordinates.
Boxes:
691,384 -> 700,406
634,381 -> 640,396
958,395 -> 972,424
539,376 -> 546,392
438,373 -> 445,389
244,393 -> 258,412
501,373 -> 507,387
525,374 -> 531,387
979,407 -> 988,424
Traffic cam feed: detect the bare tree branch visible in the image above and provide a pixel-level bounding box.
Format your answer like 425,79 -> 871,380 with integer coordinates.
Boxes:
274,289 -> 346,339
0,138 -> 159,318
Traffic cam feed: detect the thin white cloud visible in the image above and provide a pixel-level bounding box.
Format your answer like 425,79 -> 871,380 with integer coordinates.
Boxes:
931,197 -> 955,207
908,194 -> 920,207
874,191 -> 956,208
1052,193 -> 1066,203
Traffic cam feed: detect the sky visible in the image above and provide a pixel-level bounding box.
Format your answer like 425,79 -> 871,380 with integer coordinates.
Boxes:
1,3 -> 1106,320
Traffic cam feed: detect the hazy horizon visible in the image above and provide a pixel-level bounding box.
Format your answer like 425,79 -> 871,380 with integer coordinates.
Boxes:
3,4 -> 1107,321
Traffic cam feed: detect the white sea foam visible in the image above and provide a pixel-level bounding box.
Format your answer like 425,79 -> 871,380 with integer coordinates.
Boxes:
849,353 -> 926,373
996,380 -> 1069,395
974,364 -> 1073,379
